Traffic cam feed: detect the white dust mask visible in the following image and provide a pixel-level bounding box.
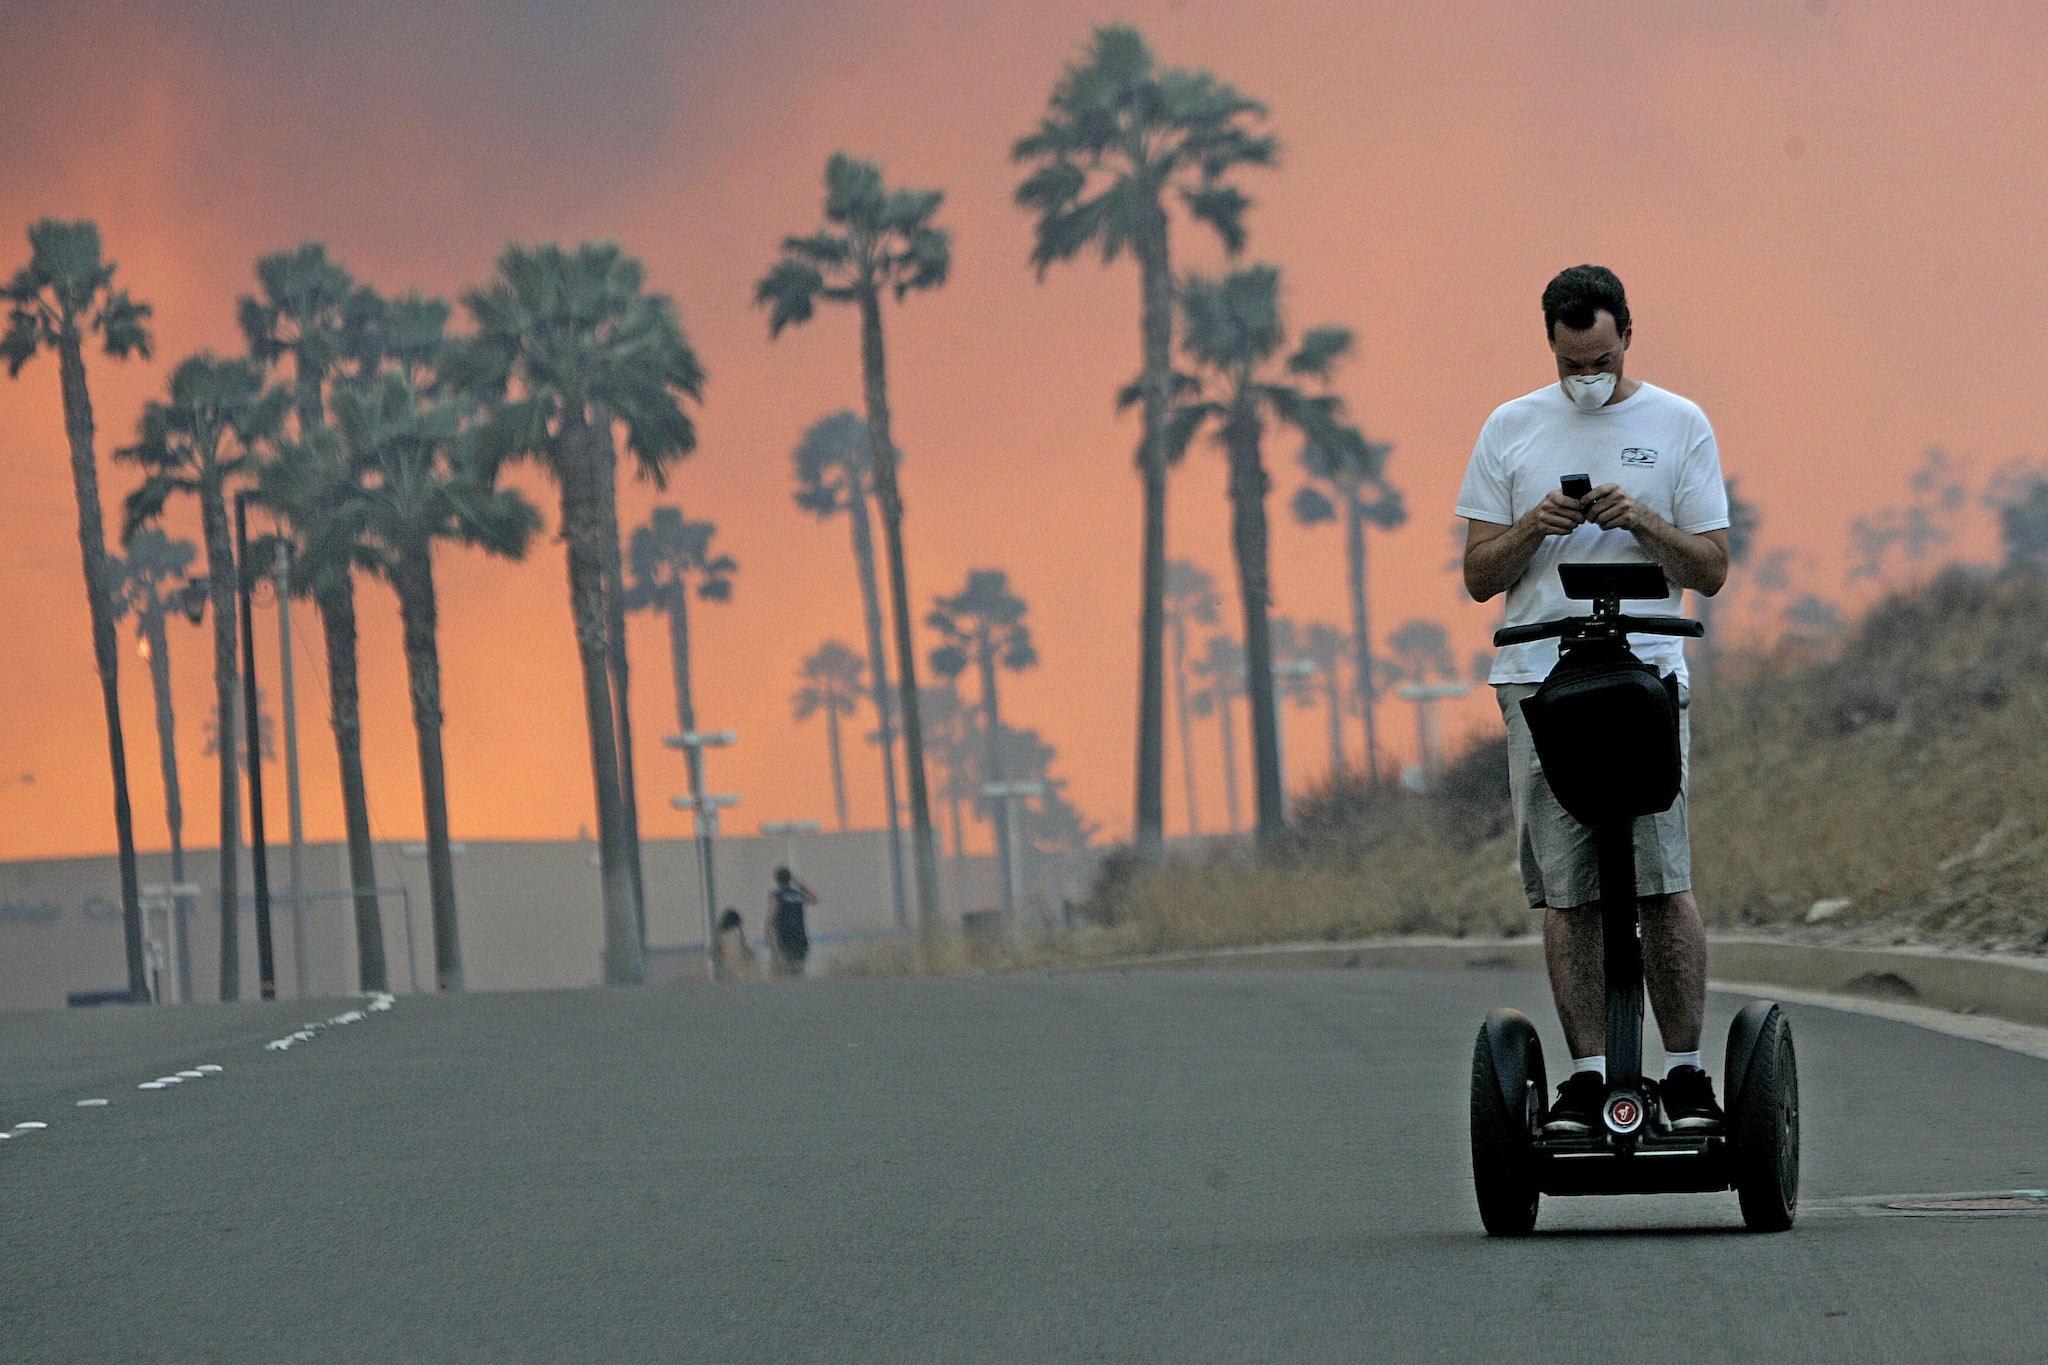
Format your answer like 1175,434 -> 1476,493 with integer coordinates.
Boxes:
1563,373 -> 1617,411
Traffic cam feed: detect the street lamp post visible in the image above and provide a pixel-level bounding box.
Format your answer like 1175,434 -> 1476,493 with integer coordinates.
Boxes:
978,780 -> 1044,915
761,819 -> 822,876
667,726 -> 738,978
1395,681 -> 1471,789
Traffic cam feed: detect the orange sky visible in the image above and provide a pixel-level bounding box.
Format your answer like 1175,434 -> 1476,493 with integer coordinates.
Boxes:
4,0 -> 2046,861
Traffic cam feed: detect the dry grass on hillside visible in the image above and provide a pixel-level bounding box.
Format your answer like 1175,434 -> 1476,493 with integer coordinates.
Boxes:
830,568 -> 2048,978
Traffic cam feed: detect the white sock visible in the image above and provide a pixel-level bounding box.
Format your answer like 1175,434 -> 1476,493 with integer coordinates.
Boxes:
1572,1055 -> 1606,1080
1665,1050 -> 1702,1075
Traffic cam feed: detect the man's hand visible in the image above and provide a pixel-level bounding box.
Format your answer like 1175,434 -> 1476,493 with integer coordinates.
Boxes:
1531,489 -> 1587,537
1585,483 -> 1651,533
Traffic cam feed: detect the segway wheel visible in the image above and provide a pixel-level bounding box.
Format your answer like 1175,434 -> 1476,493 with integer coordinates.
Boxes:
1729,1005 -> 1799,1232
1471,1011 -> 1545,1237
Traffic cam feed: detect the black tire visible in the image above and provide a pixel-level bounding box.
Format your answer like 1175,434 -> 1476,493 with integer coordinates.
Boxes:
1729,1006 -> 1799,1232
1471,1014 -> 1544,1236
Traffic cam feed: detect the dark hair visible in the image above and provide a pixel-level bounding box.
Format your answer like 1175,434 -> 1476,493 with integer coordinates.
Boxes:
1542,264 -> 1630,339
719,908 -> 742,931
774,867 -> 792,884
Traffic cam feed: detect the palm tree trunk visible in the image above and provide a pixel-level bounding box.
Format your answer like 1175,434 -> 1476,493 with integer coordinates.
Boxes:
1170,613 -> 1200,837
55,336 -> 147,999
317,578 -> 388,992
946,761 -> 967,907
857,286 -> 942,938
1218,688 -> 1242,835
1347,498 -> 1381,787
143,610 -> 193,998
394,542 -> 462,992
198,483 -> 242,1000
1131,215 -> 1174,862
846,472 -> 908,928
592,412 -> 648,948
975,629 -> 1011,896
825,702 -> 849,831
561,420 -> 643,985
1226,423 -> 1286,844
1323,662 -> 1344,778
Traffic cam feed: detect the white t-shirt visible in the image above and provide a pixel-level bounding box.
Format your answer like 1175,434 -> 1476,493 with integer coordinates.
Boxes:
1456,380 -> 1729,685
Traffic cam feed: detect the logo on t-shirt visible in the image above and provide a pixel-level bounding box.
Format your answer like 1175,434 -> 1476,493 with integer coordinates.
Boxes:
1620,447 -> 1659,466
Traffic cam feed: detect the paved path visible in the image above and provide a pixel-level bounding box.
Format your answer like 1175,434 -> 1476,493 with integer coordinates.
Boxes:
4,969 -> 2045,1361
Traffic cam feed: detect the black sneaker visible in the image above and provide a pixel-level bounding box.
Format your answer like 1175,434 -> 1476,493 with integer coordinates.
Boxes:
1543,1071 -> 1605,1135
1661,1065 -> 1725,1132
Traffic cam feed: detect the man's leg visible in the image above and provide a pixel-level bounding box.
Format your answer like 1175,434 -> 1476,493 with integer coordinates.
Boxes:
1543,903 -> 1607,1059
1639,889 -> 1707,1054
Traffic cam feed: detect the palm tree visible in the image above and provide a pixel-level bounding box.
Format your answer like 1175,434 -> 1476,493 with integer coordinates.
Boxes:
109,528 -> 203,998
1293,428 -> 1405,784
239,245 -> 388,991
1187,634 -> 1246,835
1386,618 -> 1458,784
450,242 -> 705,986
927,569 -> 1037,894
121,354 -> 287,1001
757,153 -> 948,938
318,373 -> 540,992
792,641 -> 866,832
1013,24 -> 1275,863
1296,621 -> 1349,778
624,507 -> 736,833
915,681 -> 977,904
1162,559 -> 1221,836
3,219 -> 154,1000
1167,265 -> 1357,844
793,410 -> 908,927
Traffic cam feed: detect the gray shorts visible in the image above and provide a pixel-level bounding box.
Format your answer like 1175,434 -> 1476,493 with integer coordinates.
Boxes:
1497,682 -> 1693,911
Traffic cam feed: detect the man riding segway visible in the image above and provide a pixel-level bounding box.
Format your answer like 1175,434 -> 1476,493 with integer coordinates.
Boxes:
1458,264 -> 1732,1137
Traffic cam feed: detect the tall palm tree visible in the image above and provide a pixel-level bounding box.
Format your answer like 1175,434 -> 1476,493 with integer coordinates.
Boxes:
450,242 -> 705,986
1296,621 -> 1349,779
792,641 -> 866,832
1013,24 -> 1275,863
927,569 -> 1037,889
1292,428 -> 1405,784
1167,264 -> 1357,844
3,219 -> 154,999
322,373 -> 538,990
239,245 -> 389,990
793,409 -> 907,927
121,354 -> 287,1001
757,153 -> 948,938
1187,634 -> 1246,835
1162,558 -> 1220,836
109,528 -> 203,998
915,681 -> 976,904
624,507 -> 736,832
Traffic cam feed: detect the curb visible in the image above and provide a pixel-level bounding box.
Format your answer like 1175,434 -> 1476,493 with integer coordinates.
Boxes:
1068,933 -> 2048,1030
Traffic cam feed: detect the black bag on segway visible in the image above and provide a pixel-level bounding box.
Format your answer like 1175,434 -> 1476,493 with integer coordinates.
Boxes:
1519,652 -> 1682,825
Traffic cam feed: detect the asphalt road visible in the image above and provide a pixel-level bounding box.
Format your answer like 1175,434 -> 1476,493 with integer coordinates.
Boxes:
4,968 -> 2046,1362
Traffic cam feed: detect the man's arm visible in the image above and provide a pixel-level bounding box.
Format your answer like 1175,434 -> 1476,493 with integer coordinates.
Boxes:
1584,484 -> 1730,595
1463,490 -> 1587,601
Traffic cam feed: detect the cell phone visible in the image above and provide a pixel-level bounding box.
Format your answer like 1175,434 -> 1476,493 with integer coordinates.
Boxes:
1560,473 -> 1592,502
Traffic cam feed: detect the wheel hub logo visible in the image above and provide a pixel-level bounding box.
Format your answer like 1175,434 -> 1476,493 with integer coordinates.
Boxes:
1605,1096 -> 1643,1132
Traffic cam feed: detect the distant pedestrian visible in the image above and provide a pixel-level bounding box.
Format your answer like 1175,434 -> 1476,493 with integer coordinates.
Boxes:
767,867 -> 818,978
715,908 -> 756,980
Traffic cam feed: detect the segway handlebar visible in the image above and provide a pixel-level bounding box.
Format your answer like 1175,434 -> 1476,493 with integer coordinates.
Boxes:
1493,614 -> 1704,648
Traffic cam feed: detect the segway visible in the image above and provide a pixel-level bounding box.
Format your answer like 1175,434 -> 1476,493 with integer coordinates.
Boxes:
1469,559 -> 1799,1235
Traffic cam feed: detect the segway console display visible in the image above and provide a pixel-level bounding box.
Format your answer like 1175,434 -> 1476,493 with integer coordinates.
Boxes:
1468,562 -> 1800,1236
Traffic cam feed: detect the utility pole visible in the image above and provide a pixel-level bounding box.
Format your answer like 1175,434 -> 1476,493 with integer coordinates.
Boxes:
234,492 -> 277,1000
667,727 -> 738,978
275,540 -> 308,999
979,780 -> 1044,917
1395,681 -> 1471,789
1271,657 -> 1317,820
